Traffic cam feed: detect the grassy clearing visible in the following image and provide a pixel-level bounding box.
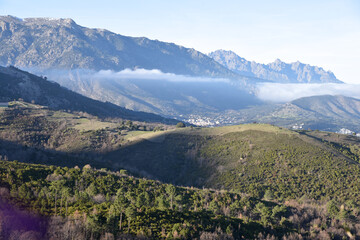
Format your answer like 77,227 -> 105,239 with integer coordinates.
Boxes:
124,129 -> 174,143
45,108 -> 117,131
122,124 -> 295,145
49,110 -> 75,119
196,124 -> 296,136
156,123 -> 296,136
73,118 -> 116,131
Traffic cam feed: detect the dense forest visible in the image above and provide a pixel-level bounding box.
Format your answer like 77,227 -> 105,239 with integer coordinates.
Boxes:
1,160 -> 360,240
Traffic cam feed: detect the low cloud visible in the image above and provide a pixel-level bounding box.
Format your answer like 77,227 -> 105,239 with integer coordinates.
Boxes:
68,68 -> 230,83
97,69 -> 231,83
27,67 -> 360,104
256,83 -> 360,102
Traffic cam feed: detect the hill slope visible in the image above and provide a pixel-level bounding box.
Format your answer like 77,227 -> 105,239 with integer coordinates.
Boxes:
292,95 -> 360,119
2,104 -> 359,206
104,124 -> 360,201
0,16 -> 243,80
0,161 -> 281,239
258,95 -> 360,132
0,66 -> 176,123
208,50 -> 342,83
1,106 -> 360,238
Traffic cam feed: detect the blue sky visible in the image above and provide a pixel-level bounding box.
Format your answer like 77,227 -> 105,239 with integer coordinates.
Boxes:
0,0 -> 359,83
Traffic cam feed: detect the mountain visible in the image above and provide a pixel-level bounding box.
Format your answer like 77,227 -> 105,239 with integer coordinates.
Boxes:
0,15 -> 352,131
43,68 -> 262,119
208,50 -> 342,83
0,16 -> 246,80
292,95 -> 360,118
0,65 -> 176,123
258,95 -> 360,132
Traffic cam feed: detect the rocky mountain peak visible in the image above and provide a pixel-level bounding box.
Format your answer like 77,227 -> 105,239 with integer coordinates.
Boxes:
0,16 -> 243,80
208,50 -> 342,83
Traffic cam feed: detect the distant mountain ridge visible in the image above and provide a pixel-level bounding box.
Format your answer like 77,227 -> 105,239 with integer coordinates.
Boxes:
208,50 -> 342,83
258,95 -> 360,132
0,66 -> 176,123
291,95 -> 360,119
0,15 -> 248,81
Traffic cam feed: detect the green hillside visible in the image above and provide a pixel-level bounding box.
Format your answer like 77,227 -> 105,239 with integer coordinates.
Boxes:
1,101 -> 360,238
2,160 -> 360,240
0,161 -> 287,239
2,103 -> 360,204
102,124 -> 360,203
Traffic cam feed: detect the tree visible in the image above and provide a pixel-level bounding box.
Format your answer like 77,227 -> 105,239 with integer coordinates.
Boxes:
209,200 -> 220,215
49,180 -> 65,215
327,200 -> 339,218
136,192 -> 148,209
255,202 -> 271,226
125,205 -> 136,233
115,194 -> 127,231
165,185 -> 177,210
85,183 -> 97,197
264,189 -> 274,201
61,187 -> 71,216
271,205 -> 287,225
18,184 -> 30,200
156,195 -> 168,210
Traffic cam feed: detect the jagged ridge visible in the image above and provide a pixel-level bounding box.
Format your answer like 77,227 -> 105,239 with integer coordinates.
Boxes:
208,49 -> 342,83
0,15 -> 244,80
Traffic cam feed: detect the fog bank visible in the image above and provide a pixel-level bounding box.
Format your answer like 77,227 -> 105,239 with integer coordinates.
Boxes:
256,83 -> 360,102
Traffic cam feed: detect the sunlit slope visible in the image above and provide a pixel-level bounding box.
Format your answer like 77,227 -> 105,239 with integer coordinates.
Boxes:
109,124 -> 360,203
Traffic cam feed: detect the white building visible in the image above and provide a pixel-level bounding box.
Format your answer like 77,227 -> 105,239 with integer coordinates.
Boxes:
337,128 -> 354,135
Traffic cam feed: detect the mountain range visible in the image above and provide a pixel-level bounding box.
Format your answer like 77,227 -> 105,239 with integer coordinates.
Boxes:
0,15 -> 245,81
3,66 -> 359,132
0,15 -> 341,85
208,49 -> 342,83
0,15 -> 356,133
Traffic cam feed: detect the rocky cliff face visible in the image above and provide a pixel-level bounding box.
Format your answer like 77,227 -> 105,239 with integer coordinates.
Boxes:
208,49 -> 342,83
0,15 -> 241,79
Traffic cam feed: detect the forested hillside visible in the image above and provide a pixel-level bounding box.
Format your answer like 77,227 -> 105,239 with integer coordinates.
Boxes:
2,160 -> 360,239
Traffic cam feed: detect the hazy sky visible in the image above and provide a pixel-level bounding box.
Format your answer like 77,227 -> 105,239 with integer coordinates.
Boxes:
1,0 -> 359,83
